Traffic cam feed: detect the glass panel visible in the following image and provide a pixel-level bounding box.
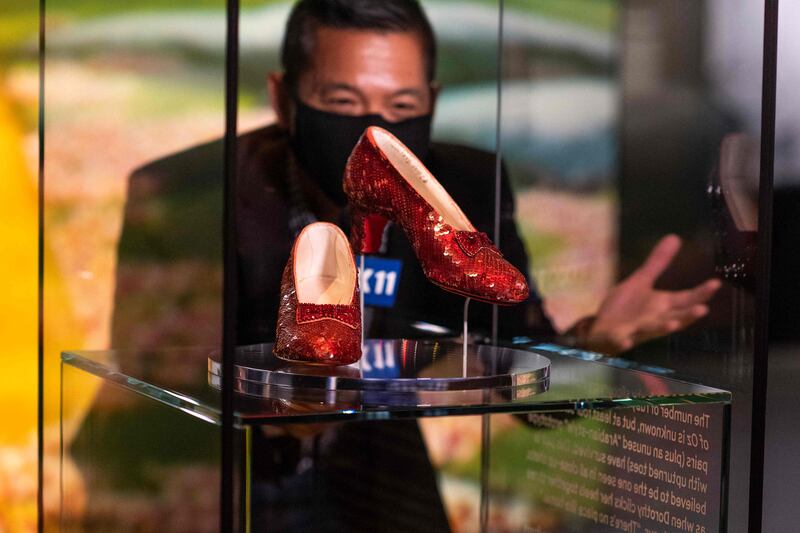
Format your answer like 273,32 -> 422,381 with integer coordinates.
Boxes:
620,0 -> 763,379
42,0 -> 228,528
763,1 -> 799,530
60,363 -> 221,530
499,0 -> 764,529
234,0 -> 502,529
619,2 -> 763,529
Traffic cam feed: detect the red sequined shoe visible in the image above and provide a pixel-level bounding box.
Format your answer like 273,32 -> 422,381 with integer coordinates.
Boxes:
274,223 -> 362,365
344,126 -> 529,305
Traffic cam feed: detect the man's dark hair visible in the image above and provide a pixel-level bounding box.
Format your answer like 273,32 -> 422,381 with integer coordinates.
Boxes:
281,0 -> 437,93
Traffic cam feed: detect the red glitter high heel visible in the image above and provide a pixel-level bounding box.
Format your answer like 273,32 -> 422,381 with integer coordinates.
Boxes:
344,126 -> 529,305
273,223 -> 362,365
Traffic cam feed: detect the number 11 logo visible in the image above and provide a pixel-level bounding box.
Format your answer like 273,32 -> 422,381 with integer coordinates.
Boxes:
358,256 -> 403,308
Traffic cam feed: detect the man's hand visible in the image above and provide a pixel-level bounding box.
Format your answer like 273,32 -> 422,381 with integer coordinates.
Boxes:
578,234 -> 721,354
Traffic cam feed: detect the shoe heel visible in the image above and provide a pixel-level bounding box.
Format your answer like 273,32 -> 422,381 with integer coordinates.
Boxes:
351,207 -> 389,254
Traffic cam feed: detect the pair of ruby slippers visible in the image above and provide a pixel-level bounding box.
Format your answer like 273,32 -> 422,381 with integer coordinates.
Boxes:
274,126 -> 529,365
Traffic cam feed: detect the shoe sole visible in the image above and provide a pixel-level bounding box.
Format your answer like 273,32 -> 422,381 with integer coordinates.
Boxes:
429,279 -> 524,307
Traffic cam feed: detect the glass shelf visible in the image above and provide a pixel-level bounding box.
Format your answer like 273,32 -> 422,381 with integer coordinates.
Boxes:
62,340 -> 730,427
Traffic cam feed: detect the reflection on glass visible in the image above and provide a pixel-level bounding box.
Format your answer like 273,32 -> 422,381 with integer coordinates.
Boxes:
496,0 -> 765,530
621,4 -> 766,527
44,0 -> 229,528
620,0 -> 764,371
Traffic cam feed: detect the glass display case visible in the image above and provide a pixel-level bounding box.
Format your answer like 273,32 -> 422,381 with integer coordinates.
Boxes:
40,0 -> 785,531
60,341 -> 730,531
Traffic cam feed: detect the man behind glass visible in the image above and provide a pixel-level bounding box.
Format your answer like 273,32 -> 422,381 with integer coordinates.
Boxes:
238,0 -> 718,352
117,0 -> 718,357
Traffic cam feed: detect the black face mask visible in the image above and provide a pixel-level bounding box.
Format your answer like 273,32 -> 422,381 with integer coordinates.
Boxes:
291,100 -> 433,205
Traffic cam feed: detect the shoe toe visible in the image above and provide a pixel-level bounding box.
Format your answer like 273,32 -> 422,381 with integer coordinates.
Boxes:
462,258 -> 529,305
490,265 -> 529,304
507,272 -> 530,303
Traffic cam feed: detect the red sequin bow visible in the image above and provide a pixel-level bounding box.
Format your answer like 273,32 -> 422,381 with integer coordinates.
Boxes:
296,303 -> 360,329
454,231 -> 500,258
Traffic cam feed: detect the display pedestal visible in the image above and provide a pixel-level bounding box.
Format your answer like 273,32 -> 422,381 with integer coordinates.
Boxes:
207,339 -> 550,406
